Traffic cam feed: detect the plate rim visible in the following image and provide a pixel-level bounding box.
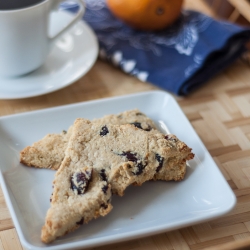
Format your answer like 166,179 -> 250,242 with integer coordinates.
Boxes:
0,90 -> 236,250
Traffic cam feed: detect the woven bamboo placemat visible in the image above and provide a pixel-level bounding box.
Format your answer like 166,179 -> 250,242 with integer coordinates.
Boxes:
0,1 -> 250,249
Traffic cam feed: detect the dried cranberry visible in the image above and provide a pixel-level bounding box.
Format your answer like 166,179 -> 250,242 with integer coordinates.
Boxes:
76,217 -> 84,225
119,151 -> 138,162
100,125 -> 109,136
70,169 -> 92,195
100,203 -> 108,209
130,122 -> 151,131
131,122 -> 143,129
133,162 -> 147,175
165,135 -> 177,142
100,169 -> 107,181
102,185 -> 108,194
118,151 -> 147,175
155,154 -> 164,172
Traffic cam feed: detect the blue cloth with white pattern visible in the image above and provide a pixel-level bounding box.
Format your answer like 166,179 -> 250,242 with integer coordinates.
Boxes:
62,1 -> 250,96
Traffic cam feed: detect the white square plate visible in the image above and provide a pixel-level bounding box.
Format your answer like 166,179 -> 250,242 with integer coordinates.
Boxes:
0,90 -> 236,250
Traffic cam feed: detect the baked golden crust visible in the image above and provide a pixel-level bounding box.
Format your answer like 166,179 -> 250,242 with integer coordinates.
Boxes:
20,109 -> 194,183
20,109 -> 156,170
41,165 -> 112,243
20,130 -> 72,170
41,118 -> 194,243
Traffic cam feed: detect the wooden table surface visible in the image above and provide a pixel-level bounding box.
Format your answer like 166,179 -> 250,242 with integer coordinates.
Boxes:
0,1 -> 250,249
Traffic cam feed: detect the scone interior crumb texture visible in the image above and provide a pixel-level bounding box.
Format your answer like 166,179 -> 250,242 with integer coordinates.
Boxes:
19,110 -> 194,244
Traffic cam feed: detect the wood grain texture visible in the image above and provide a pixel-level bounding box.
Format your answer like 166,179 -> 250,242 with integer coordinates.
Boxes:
227,0 -> 250,22
0,0 -> 250,249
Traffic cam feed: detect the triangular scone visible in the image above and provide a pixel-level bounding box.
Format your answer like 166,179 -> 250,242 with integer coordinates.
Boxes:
53,119 -> 193,196
41,164 -> 112,243
20,109 -> 156,170
41,118 -> 194,243
20,126 -> 73,170
20,109 -> 194,184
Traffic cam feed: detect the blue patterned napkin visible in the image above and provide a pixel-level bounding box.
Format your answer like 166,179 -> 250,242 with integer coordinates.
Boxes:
61,1 -> 250,96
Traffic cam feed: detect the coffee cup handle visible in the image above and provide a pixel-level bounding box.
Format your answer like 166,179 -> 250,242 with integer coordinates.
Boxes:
49,0 -> 85,43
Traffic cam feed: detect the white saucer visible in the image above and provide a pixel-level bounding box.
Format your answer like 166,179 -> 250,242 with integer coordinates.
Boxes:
0,91 -> 236,249
0,11 -> 98,99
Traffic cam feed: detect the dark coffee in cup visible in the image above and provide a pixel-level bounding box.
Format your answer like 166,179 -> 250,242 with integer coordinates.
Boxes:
0,0 -> 44,10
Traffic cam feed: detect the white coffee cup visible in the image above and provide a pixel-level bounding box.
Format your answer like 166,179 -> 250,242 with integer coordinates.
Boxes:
0,0 -> 85,77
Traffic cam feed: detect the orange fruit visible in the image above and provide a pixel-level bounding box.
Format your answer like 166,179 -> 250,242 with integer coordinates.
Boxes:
106,0 -> 183,31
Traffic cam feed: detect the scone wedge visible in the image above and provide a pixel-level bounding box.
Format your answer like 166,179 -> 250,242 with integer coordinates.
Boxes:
42,118 -> 194,243
20,109 -> 156,170
41,164 -> 112,243
20,109 -> 193,182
